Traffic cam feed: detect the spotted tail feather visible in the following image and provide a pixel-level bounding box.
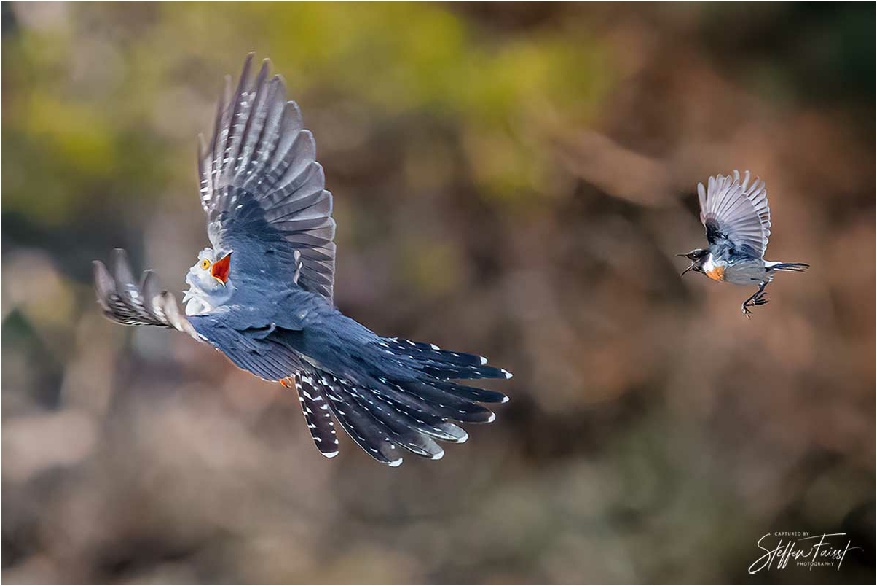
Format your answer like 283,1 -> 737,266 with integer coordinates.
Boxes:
381,338 -> 513,381
316,373 -> 405,466
290,360 -> 509,464
285,374 -> 340,459
287,337 -> 510,465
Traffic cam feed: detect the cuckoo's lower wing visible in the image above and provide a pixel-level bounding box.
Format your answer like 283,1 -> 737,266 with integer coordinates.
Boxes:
93,248 -> 199,339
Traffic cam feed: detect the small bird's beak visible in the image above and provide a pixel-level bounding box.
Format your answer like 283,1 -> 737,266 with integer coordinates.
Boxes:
677,252 -> 695,276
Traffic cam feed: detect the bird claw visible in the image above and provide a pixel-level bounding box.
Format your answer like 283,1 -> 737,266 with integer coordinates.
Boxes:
741,291 -> 769,317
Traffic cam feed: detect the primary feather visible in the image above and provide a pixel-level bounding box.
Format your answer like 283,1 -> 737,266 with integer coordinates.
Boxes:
698,170 -> 772,258
199,54 -> 337,301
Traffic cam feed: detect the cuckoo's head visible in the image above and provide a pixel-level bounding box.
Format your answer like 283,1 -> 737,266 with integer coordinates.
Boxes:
183,248 -> 234,315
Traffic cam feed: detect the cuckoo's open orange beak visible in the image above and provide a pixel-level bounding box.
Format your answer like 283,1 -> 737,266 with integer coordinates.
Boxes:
211,253 -> 231,284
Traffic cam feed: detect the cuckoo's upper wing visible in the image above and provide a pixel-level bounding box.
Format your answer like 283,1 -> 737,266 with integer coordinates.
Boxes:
697,170 -> 772,258
94,249 -> 199,339
199,54 -> 336,301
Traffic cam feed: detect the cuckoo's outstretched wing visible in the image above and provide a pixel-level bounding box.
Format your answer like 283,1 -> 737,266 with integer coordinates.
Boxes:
94,248 -> 199,339
698,170 -> 772,258
199,54 -> 336,301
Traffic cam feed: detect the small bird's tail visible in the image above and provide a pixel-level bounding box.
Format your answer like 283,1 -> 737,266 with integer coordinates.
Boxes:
770,262 -> 810,272
293,337 -> 510,466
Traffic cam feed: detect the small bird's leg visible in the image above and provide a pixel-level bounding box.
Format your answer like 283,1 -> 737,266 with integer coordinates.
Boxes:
741,281 -> 769,316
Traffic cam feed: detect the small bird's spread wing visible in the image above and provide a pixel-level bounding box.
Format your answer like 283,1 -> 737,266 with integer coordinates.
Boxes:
94,249 -> 199,339
199,54 -> 336,301
698,170 -> 771,258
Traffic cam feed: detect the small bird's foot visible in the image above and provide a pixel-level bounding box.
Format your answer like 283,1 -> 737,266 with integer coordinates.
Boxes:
741,283 -> 769,317
741,295 -> 767,317
752,292 -> 769,307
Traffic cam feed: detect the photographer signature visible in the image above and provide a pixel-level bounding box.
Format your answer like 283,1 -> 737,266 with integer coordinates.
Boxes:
749,531 -> 861,574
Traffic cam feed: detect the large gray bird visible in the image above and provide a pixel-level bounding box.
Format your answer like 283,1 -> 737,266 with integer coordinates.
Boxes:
94,55 -> 510,466
678,170 -> 809,315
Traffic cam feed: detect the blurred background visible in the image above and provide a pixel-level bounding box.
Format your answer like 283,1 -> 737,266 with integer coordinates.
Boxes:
2,3 -> 874,583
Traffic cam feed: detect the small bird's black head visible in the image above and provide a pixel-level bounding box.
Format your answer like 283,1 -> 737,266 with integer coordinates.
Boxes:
677,248 -> 709,276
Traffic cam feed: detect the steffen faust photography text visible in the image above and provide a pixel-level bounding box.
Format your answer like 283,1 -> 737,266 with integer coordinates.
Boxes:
748,531 -> 862,574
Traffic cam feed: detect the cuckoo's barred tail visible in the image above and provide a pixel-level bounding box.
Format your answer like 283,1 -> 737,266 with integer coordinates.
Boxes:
380,337 -> 512,382
293,338 -> 510,465
772,262 -> 809,272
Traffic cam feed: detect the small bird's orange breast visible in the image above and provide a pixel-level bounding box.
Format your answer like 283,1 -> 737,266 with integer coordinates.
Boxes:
705,265 -> 725,281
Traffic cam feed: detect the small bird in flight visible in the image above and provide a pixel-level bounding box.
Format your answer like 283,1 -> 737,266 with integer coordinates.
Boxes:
679,171 -> 809,315
94,55 -> 510,466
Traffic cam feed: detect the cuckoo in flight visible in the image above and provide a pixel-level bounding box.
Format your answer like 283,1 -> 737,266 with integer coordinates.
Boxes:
94,55 -> 511,466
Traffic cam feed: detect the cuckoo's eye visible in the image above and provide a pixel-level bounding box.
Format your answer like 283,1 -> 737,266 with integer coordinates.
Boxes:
200,258 -> 211,270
